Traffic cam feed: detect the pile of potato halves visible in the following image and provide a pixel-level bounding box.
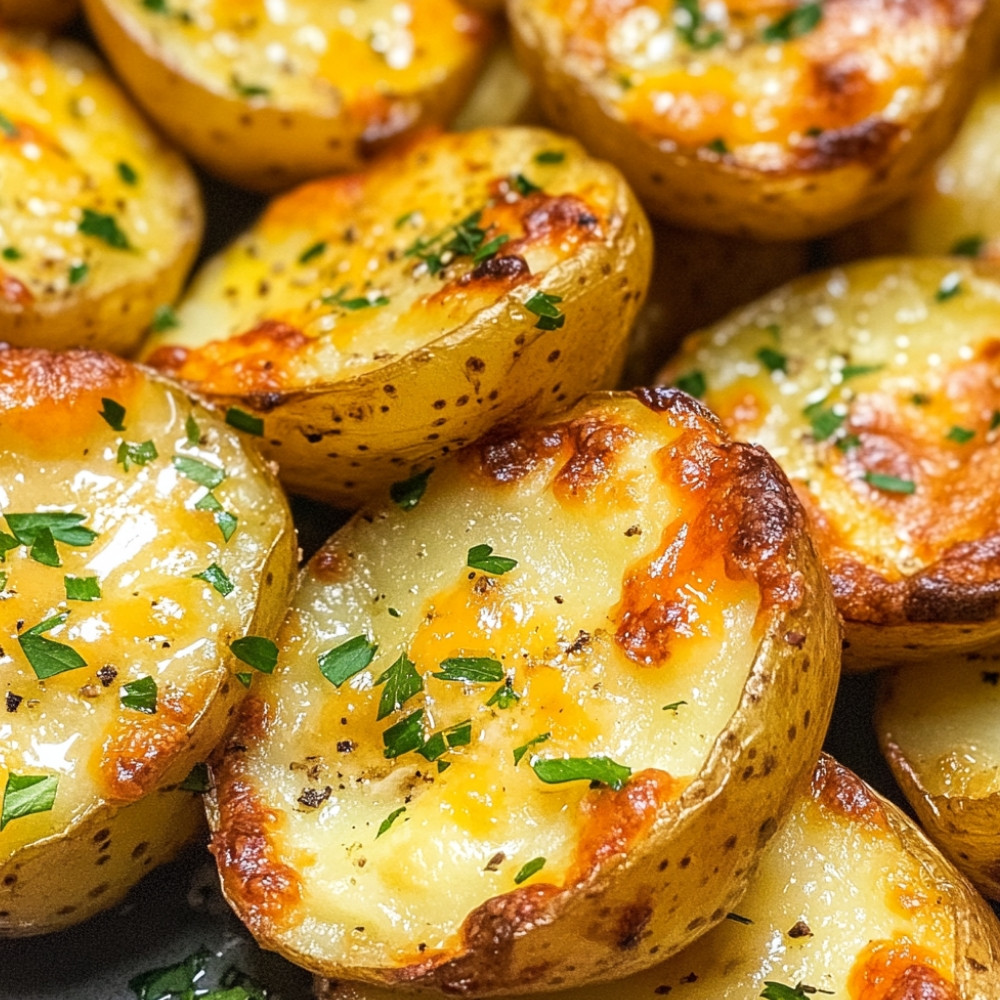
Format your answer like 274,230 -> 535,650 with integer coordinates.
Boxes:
5,0 -> 1000,997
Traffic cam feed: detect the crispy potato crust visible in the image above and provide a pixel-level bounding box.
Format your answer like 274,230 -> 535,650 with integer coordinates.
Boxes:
207,389 -> 839,992
0,31 -> 202,354
658,257 -> 1000,667
509,0 -> 1000,238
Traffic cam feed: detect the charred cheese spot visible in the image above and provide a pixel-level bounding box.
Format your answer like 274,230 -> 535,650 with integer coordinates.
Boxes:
848,942 -> 958,1000
811,754 -> 890,832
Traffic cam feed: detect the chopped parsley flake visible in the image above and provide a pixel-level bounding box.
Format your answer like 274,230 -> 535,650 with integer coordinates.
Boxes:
726,912 -> 753,924
418,719 -> 472,762
151,304 -> 180,332
65,576 -> 101,602
18,613 -> 87,679
78,208 -> 132,250
29,527 -> 59,566
231,75 -> 270,98
514,857 -> 546,884
229,636 -> 278,674
117,439 -> 158,471
179,763 -> 210,792
318,634 -> 377,687
840,363 -> 884,380
323,286 -> 390,310
992,411 -> 1000,431
193,563 -> 234,596
185,413 -> 201,445
512,173 -> 541,197
467,543 -> 518,575
935,272 -> 963,302
486,680 -> 520,710
835,433 -> 861,453
117,161 -> 139,185
863,471 -> 915,494
756,346 -> 787,373
376,806 -> 407,839
2,247 -> 22,260
374,652 -> 423,721
473,233 -> 510,264
803,401 -> 844,441
99,397 -> 126,431
531,755 -> 631,790
5,512 -> 98,550
947,425 -> 975,444
173,455 -> 225,489
705,137 -> 729,155
433,657 -> 504,683
674,370 -> 706,397
951,235 -> 985,257
225,407 -> 263,436
298,240 -> 327,264
762,1 -> 823,42
382,709 -> 425,759
534,150 -> 565,164
0,111 -> 18,137
524,291 -> 565,331
1,773 -> 57,831
662,700 -> 687,712
675,0 -> 725,49
128,950 -> 211,1000
513,732 -> 551,766
69,262 -> 89,285
120,676 -> 158,714
390,468 -> 432,510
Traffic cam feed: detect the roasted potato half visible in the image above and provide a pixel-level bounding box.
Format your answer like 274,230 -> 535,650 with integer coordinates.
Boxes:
207,388 -> 841,993
0,0 -> 78,29
82,0 -> 492,192
508,0 -> 999,241
658,257 -> 1000,669
831,71 -> 1000,264
0,30 -> 203,356
142,127 -> 653,508
317,754 -> 1000,1000
878,650 -> 1000,901
0,349 -> 296,936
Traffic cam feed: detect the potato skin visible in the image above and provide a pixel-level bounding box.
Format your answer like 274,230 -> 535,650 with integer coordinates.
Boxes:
0,349 -> 296,936
317,754 -> 1000,1000
143,127 -> 653,507
0,31 -> 202,355
878,650 -> 1000,901
82,0 -> 492,192
658,257 -> 1000,669
207,388 -> 840,993
509,0 -> 1000,240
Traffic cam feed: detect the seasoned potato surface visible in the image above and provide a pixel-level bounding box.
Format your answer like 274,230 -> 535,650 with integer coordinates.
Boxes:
0,349 -> 296,935
509,0 -> 999,239
144,127 -> 653,506
0,31 -> 202,355
659,257 -> 1000,668
879,650 -> 1000,900
208,389 -> 840,992
83,0 -> 492,191
318,755 -> 1000,999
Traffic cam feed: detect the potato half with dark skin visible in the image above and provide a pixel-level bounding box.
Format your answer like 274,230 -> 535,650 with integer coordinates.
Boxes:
82,0 -> 492,192
830,71 -> 1000,264
0,0 -> 78,29
0,349 -> 296,936
206,388 -> 840,994
317,755 -> 1000,1000
658,257 -> 1000,670
878,650 -> 1000,901
142,127 -> 653,508
0,30 -> 203,355
508,0 -> 1000,240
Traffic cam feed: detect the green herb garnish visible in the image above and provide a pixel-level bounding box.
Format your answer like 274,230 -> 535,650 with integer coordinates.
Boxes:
173,455 -> 225,489
180,763 -> 210,792
78,208 -> 131,250
1,773 -> 57,831
662,700 -> 687,712
117,161 -> 139,185
18,613 -> 87,679
390,468 -> 432,510
951,235 -> 985,257
0,111 -> 18,138
863,471 -> 915,494
947,425 -> 975,444
675,0 -> 725,48
524,291 -> 565,331
318,634 -> 377,687
531,755 -> 631,790
298,241 -> 327,264
5,512 -> 98,550
65,576 -> 101,601
473,233 -> 510,264
383,709 -> 425,759
231,75 -> 270,98
225,407 -> 263,436
486,680 -> 520,709
433,657 -> 504,683
762,1 -> 823,42
323,286 -> 390,310
840,363 -> 884,380
756,346 -> 787,373
512,173 -> 541,197
513,857 -> 546,884
2,247 -> 22,260
467,544 -> 518,575
374,652 -> 423,721
68,262 -> 89,285
513,732 -> 551,765
229,636 -> 278,674
935,272 -> 963,302
535,150 -> 565,164
117,439 -> 158,471
674,370 -> 706,397
120,676 -> 158,714
193,563 -> 234,596
151,304 -> 179,332
99,397 -> 126,431
803,401 -> 844,441
376,806 -> 407,838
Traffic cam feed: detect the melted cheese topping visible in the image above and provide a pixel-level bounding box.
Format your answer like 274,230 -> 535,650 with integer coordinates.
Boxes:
0,351 -> 291,864
659,257 -> 1000,624
97,0 -> 485,112
0,32 -> 198,307
219,395 -> 771,965
322,758 -> 962,1000
142,127 -> 621,395
879,652 -> 1000,800
517,0 -> 966,168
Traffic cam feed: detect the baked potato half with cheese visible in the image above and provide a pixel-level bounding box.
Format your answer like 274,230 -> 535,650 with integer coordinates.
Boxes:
142,127 -> 653,508
0,348 -> 296,936
82,0 -> 492,192
317,754 -> 1000,1000
508,0 -> 999,240
658,257 -> 1000,670
207,388 -> 841,992
831,71 -> 1000,264
878,650 -> 1000,901
0,0 -> 78,29
0,30 -> 202,356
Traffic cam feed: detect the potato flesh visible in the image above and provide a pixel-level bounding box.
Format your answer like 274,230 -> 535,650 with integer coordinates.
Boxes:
0,34 -> 195,310
143,128 -> 624,392
659,258 -> 1000,598
0,356 -> 289,865
880,655 -> 1000,800
323,759 -> 964,1000
95,0 -> 484,113
227,396 -> 761,964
